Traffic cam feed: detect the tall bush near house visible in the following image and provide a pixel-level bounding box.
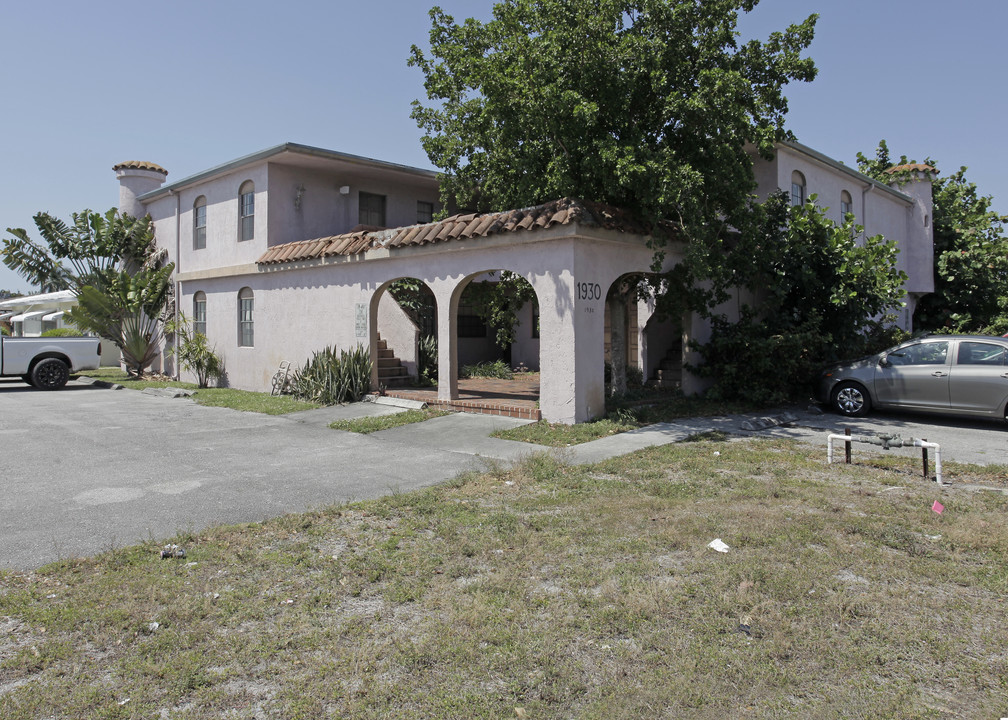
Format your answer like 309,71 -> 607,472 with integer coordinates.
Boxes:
165,313 -> 224,388
690,194 -> 906,402
3,208 -> 174,376
290,344 -> 372,406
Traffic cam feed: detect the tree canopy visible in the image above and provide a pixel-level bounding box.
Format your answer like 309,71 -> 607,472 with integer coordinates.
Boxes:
3,209 -> 175,375
410,0 -> 817,253
858,140 -> 1008,334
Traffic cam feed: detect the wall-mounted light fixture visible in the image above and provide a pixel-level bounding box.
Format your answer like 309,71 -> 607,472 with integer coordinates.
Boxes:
339,185 -> 350,195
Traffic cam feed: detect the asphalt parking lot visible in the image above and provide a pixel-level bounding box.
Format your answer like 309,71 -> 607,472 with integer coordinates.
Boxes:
2,378 -> 1005,570
0,379 -> 527,571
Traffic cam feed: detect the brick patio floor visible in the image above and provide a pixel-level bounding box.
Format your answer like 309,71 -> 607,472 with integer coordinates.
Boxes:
383,373 -> 542,421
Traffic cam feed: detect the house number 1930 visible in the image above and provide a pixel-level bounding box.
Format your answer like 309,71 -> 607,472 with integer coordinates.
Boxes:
577,282 -> 602,301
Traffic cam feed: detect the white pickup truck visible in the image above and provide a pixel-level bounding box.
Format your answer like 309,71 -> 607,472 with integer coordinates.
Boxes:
0,335 -> 102,389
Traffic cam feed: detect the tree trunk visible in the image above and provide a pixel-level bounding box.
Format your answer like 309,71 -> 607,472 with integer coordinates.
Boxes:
608,292 -> 629,397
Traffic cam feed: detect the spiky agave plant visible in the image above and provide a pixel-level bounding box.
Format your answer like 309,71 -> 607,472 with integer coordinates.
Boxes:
291,344 -> 372,406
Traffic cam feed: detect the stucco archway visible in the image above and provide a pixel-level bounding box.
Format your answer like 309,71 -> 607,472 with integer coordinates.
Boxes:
437,268 -> 541,407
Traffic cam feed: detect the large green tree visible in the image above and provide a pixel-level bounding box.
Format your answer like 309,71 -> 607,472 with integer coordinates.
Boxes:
858,140 -> 1008,334
410,0 -> 818,395
411,0 -> 816,249
3,209 -> 175,375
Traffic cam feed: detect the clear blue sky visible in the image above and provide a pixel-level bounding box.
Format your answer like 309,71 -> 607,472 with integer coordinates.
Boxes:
1,0 -> 1004,293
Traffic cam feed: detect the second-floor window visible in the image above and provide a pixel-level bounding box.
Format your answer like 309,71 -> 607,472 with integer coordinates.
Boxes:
193,197 -> 207,250
791,171 -> 806,207
840,190 -> 853,220
193,291 -> 207,336
239,181 -> 255,242
359,192 -> 386,227
417,200 -> 434,224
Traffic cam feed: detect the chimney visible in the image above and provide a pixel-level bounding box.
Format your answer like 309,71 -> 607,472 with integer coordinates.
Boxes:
113,160 -> 168,218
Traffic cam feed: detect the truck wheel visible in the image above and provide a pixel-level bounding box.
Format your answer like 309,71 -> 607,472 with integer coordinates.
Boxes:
31,358 -> 70,390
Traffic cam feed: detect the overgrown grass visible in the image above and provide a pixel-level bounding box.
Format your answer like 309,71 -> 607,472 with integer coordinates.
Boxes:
496,394 -> 760,446
494,415 -> 640,446
78,368 -> 319,415
330,408 -> 452,433
459,359 -> 514,379
2,440 -> 1007,718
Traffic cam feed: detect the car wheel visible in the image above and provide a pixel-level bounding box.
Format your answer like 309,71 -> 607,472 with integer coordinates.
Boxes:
31,358 -> 70,390
832,381 -> 871,417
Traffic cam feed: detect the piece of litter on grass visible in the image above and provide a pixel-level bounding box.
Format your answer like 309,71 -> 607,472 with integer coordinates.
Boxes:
118,698 -> 130,706
504,481 -> 514,486
736,623 -> 751,636
926,534 -> 942,541
707,538 -> 730,553
932,500 -> 945,515
713,451 -> 721,456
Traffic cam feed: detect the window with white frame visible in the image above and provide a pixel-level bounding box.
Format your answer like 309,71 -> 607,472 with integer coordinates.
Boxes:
840,190 -> 853,220
239,181 -> 255,242
238,287 -> 254,347
193,291 -> 207,336
359,192 -> 386,227
193,196 -> 207,249
791,171 -> 806,207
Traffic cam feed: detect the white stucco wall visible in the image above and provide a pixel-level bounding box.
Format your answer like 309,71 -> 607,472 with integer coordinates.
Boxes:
267,163 -> 440,244
174,225 -> 677,423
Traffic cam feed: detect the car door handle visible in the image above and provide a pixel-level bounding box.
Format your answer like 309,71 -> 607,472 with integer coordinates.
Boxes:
931,371 -> 947,377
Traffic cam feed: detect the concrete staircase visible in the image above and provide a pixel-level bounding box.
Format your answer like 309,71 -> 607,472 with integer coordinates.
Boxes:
649,340 -> 683,388
376,335 -> 410,387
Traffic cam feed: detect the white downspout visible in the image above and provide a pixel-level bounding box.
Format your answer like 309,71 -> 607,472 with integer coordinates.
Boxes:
860,182 -> 873,234
171,188 -> 181,380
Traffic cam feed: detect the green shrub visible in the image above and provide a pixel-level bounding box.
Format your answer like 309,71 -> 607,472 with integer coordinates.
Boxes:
165,313 -> 224,388
41,327 -> 83,337
459,359 -> 513,379
1,325 -> 9,336
418,334 -> 438,385
291,344 -> 372,405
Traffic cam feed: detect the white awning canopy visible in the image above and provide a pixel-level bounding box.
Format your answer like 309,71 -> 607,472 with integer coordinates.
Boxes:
42,311 -> 65,322
10,310 -> 48,322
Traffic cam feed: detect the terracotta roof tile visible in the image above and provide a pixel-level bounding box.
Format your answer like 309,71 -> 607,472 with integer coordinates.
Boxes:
256,197 -> 656,267
113,160 -> 168,175
886,163 -> 938,175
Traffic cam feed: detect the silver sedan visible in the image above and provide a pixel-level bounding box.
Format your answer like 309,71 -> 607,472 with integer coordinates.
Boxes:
815,335 -> 1008,421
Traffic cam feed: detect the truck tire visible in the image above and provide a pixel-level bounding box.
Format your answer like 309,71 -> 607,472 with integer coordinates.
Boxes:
31,358 -> 70,390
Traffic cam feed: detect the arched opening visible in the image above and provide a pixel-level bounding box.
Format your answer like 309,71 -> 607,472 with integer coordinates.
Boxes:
441,269 -> 541,414
369,276 -> 437,389
603,273 -> 651,397
454,270 -> 539,374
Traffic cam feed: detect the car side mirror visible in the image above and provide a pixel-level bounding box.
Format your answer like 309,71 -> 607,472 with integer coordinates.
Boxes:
879,354 -> 890,368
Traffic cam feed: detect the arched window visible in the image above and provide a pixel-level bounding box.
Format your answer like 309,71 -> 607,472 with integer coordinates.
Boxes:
791,171 -> 806,207
238,287 -> 254,347
239,181 -> 255,242
193,196 -> 207,249
193,291 -> 207,336
840,190 -> 853,220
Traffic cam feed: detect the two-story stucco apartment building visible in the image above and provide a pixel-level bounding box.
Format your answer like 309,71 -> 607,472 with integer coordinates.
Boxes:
114,140 -> 933,424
